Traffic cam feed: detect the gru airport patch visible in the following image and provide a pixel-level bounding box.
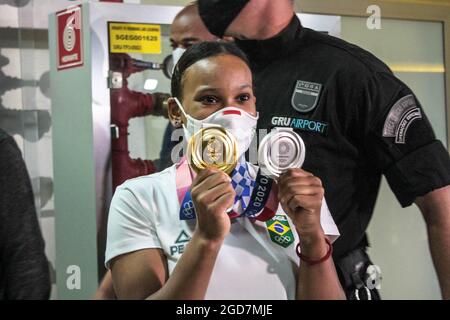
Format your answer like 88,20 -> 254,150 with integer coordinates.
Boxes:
291,80 -> 322,113
382,94 -> 422,144
271,116 -> 329,136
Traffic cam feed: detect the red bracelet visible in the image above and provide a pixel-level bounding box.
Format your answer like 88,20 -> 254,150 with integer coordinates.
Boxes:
296,238 -> 333,266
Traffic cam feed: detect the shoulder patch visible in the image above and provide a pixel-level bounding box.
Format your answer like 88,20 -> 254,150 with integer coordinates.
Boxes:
382,94 -> 422,144
291,80 -> 322,113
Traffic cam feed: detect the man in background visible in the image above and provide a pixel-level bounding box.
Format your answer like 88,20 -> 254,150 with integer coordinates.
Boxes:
198,0 -> 450,300
158,2 -> 220,171
0,128 -> 50,299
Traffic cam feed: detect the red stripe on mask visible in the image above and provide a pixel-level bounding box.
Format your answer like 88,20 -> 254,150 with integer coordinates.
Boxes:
222,110 -> 241,116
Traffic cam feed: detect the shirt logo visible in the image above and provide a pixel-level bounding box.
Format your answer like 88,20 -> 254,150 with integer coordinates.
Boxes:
382,94 -> 422,144
170,230 -> 191,256
181,199 -> 195,220
271,116 -> 329,136
291,80 -> 322,113
265,215 -> 294,248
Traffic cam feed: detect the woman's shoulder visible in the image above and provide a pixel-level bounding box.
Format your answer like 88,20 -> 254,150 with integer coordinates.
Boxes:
109,164 -> 179,223
116,164 -> 177,196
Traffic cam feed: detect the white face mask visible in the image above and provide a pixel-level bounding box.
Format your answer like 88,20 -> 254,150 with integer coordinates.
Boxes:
174,97 -> 258,159
172,47 -> 186,73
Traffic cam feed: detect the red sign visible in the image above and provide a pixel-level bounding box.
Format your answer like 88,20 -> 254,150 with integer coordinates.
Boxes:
56,5 -> 83,70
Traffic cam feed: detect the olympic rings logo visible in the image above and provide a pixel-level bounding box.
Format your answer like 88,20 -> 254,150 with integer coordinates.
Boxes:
274,235 -> 292,244
183,200 -> 195,218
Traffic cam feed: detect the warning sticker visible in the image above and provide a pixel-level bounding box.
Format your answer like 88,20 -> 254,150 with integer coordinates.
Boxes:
108,22 -> 161,54
57,5 -> 83,70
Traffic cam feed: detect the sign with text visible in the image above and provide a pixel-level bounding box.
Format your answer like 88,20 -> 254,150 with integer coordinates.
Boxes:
56,5 -> 83,70
108,22 -> 161,54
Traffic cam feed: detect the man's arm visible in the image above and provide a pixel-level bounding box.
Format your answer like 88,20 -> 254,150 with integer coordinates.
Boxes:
415,185 -> 450,300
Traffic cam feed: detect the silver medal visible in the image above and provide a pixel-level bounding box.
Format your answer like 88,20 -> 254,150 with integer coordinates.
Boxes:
258,127 -> 306,178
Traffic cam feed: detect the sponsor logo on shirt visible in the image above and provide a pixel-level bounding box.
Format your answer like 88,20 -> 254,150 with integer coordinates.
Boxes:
170,230 -> 191,256
382,94 -> 422,144
271,116 -> 329,136
266,215 -> 294,248
291,80 -> 323,113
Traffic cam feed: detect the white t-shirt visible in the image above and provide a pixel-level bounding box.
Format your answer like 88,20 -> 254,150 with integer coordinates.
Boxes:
105,163 -> 339,300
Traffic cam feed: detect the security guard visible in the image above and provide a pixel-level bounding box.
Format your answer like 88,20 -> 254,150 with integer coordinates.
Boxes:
198,0 -> 450,300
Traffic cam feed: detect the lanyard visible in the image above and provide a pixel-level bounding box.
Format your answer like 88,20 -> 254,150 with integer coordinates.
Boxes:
176,158 -> 278,222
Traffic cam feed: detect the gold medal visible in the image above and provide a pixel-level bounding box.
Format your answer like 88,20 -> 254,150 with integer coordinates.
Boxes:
187,127 -> 238,175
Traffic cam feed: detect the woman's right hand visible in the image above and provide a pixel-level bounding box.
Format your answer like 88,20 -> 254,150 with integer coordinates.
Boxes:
190,169 -> 236,243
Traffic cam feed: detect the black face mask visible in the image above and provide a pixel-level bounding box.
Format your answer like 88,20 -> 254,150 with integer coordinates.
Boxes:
198,0 -> 250,38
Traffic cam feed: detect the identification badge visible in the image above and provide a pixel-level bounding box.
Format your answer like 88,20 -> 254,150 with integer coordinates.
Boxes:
266,215 -> 295,248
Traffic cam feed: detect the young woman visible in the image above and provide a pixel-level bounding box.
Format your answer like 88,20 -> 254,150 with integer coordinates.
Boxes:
105,42 -> 345,300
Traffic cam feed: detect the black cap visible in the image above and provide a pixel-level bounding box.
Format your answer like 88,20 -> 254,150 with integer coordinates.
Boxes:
198,0 -> 250,37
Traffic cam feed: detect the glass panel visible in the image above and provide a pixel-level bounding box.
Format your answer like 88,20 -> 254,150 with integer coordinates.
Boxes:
341,17 -> 446,299
125,24 -> 171,162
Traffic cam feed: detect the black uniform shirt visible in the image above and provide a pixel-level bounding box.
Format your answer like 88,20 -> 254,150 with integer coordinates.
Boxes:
236,16 -> 450,258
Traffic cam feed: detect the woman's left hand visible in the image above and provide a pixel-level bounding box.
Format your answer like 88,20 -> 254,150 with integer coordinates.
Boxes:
277,168 -> 325,249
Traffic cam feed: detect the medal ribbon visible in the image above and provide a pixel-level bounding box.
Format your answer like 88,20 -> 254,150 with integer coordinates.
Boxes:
176,157 -> 278,221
